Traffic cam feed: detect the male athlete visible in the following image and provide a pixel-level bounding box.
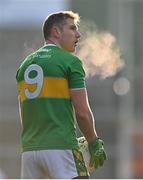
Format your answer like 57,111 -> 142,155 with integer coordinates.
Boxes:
16,11 -> 107,179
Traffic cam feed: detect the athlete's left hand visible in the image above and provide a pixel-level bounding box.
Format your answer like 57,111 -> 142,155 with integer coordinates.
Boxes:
88,138 -> 107,169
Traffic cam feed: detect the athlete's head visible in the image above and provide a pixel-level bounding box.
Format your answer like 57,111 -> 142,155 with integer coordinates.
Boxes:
43,11 -> 81,52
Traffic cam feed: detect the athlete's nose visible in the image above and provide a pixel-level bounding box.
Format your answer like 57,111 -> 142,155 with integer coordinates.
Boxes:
76,30 -> 81,39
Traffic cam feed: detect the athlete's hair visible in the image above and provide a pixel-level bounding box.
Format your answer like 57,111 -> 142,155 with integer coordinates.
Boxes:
42,11 -> 80,40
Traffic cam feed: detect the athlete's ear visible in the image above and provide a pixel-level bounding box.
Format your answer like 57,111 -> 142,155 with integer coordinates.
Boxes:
51,25 -> 61,39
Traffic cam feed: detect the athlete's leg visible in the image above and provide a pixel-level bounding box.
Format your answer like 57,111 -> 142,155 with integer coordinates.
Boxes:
21,151 -> 45,179
37,149 -> 89,179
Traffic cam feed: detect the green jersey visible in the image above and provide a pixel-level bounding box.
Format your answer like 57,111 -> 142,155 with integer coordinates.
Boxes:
16,45 -> 86,152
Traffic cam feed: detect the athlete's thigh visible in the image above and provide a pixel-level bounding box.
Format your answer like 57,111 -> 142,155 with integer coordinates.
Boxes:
38,149 -> 89,179
21,151 -> 45,179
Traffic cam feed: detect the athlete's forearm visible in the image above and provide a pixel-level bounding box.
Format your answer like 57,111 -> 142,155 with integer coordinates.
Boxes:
76,109 -> 98,143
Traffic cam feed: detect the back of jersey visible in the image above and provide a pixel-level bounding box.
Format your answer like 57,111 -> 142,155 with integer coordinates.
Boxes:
16,45 -> 85,152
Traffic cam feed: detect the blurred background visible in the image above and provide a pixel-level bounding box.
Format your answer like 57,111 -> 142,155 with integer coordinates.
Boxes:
0,0 -> 143,178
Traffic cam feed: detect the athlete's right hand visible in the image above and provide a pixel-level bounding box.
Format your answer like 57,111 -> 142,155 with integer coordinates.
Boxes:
88,138 -> 107,169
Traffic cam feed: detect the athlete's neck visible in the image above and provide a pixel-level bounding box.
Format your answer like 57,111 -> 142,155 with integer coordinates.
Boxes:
45,39 -> 61,49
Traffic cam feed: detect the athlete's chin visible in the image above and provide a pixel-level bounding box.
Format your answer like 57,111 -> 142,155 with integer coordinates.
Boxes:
70,48 -> 75,53
70,45 -> 77,52
65,47 -> 75,53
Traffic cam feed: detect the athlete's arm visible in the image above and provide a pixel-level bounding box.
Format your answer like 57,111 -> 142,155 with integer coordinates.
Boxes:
70,88 -> 107,168
70,88 -> 98,143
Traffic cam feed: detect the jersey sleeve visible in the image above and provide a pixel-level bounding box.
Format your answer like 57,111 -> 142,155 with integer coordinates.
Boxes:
16,68 -> 20,81
68,58 -> 86,89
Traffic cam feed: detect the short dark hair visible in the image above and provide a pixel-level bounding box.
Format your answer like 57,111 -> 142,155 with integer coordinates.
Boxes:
42,11 -> 80,40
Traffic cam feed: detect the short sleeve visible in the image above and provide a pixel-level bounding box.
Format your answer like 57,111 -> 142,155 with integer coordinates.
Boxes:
16,68 -> 20,81
68,58 -> 86,89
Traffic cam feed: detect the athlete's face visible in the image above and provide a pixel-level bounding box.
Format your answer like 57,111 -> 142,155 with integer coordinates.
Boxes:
59,18 -> 81,52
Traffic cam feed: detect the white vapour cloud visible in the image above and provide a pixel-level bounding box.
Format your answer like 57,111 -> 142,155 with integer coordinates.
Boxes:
77,21 -> 125,79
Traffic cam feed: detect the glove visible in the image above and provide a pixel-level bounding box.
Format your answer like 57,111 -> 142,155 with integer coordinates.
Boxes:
88,137 -> 107,169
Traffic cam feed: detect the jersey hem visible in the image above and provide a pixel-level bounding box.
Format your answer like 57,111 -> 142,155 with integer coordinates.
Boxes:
22,145 -> 79,152
70,87 -> 86,90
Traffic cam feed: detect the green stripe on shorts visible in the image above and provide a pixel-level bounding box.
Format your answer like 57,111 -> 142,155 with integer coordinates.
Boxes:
72,149 -> 89,177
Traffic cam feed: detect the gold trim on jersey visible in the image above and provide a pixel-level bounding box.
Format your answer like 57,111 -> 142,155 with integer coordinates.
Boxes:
18,77 -> 70,102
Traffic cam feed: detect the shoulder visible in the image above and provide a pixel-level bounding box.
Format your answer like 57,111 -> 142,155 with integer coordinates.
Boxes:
20,50 -> 38,67
58,48 -> 82,65
16,51 -> 37,81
